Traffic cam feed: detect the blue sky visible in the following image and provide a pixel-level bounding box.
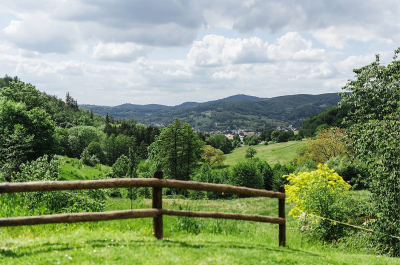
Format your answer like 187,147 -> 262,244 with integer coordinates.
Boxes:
0,0 -> 398,106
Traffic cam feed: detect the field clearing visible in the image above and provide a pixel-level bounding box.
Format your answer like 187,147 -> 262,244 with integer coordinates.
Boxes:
223,140 -> 308,167
1,192 -> 397,264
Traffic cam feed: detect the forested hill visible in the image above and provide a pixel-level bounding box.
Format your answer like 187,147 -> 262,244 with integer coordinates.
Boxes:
81,93 -> 342,131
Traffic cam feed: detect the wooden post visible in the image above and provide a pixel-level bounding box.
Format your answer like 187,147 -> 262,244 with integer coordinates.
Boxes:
278,187 -> 286,247
152,171 -> 163,239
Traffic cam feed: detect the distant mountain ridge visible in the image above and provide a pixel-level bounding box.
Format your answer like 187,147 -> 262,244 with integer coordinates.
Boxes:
81,93 -> 342,132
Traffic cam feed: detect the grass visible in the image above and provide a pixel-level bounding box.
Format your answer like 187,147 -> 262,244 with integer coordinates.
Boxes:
223,140 -> 308,168
1,194 -> 399,264
58,156 -> 111,181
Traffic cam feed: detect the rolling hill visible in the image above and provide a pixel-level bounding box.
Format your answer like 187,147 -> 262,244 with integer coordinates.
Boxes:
81,93 -> 342,131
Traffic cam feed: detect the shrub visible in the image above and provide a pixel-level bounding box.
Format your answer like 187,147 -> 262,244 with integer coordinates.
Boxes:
230,160 -> 264,190
284,164 -> 358,241
272,163 -> 294,190
80,148 -> 100,167
13,155 -> 106,213
254,159 -> 274,190
326,156 -> 370,189
190,164 -> 225,199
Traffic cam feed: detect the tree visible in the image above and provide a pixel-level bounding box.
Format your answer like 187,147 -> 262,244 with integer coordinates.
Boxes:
244,135 -> 260,146
245,146 -> 257,159
206,134 -> 233,154
87,141 -> 107,164
112,155 -> 129,178
0,97 -> 58,180
158,118 -> 204,181
296,127 -> 347,165
201,145 -> 225,166
340,49 -> 400,256
271,130 -> 280,142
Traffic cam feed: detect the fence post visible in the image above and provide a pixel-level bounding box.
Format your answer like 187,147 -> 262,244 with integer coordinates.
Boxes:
278,186 -> 286,247
152,171 -> 163,239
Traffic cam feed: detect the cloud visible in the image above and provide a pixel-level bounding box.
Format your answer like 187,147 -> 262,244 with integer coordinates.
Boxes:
92,42 -> 148,62
201,0 -> 400,47
2,14 -> 82,53
187,32 -> 324,67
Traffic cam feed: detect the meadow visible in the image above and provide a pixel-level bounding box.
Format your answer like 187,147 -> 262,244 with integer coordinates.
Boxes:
2,192 -> 398,264
223,140 -> 307,167
1,141 -> 399,264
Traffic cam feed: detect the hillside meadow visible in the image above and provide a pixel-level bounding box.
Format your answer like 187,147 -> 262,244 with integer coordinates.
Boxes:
223,140 -> 307,167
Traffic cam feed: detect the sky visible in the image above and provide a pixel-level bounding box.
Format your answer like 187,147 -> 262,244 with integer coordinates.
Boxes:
0,0 -> 399,106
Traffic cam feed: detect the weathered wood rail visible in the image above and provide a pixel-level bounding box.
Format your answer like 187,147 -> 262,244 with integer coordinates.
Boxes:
0,172 -> 286,246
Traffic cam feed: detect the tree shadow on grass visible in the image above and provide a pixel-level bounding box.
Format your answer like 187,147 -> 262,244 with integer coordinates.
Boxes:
0,237 -> 322,259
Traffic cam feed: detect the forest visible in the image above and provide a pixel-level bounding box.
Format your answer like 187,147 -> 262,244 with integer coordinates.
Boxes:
81,92 -> 342,132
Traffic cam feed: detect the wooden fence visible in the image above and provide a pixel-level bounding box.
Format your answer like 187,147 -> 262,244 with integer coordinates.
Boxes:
0,172 -> 286,246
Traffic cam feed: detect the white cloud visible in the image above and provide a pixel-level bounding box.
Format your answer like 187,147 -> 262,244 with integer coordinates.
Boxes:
2,13 -> 82,53
92,42 -> 148,62
187,32 -> 324,67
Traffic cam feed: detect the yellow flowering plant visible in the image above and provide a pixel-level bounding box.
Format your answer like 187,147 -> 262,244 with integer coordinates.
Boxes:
284,164 -> 355,241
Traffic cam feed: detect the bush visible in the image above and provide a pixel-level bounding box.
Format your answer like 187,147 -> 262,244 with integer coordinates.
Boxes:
230,160 -> 264,190
190,164 -> 226,199
80,148 -> 100,167
13,155 -> 106,213
254,159 -> 274,190
326,156 -> 370,189
272,163 -> 295,190
284,164 -> 358,242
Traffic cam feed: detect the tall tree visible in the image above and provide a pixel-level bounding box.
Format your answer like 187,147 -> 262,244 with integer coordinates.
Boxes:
158,118 -> 204,181
340,49 -> 400,256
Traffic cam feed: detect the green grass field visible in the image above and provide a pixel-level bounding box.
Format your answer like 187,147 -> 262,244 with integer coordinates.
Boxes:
2,192 -> 399,264
223,140 -> 307,167
2,142 -> 399,264
58,156 -> 111,180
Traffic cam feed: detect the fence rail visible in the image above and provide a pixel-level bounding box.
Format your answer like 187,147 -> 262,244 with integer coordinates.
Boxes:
0,172 -> 286,246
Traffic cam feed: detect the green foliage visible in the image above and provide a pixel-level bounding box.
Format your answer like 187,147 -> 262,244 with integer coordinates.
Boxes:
156,119 -> 204,181
201,145 -> 225,166
81,93 -> 342,132
271,130 -> 280,141
325,156 -> 370,189
86,141 -> 107,164
299,104 -> 351,137
254,159 -> 274,190
294,159 -> 317,174
244,135 -> 260,146
12,155 -> 106,213
272,163 -> 295,190
0,97 -> 58,180
206,134 -> 233,154
112,155 -> 129,178
80,148 -> 100,167
284,164 -> 357,242
230,160 -> 264,190
340,49 -> 400,255
189,164 -> 224,199
245,146 -> 257,159
277,130 -> 294,143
